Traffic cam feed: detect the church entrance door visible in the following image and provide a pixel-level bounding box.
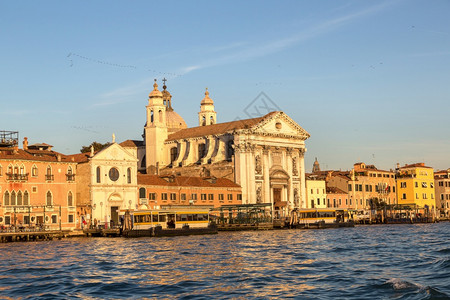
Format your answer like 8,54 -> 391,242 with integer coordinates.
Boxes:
110,206 -> 119,227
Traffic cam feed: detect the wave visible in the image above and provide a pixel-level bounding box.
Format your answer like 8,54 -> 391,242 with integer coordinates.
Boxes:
385,278 -> 450,300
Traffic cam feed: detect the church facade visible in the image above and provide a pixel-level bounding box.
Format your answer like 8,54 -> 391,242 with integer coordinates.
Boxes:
124,80 -> 310,217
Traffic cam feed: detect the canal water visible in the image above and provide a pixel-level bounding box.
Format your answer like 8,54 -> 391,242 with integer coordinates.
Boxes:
0,223 -> 449,299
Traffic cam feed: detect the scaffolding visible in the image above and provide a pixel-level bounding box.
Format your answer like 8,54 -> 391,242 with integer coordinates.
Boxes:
0,131 -> 19,147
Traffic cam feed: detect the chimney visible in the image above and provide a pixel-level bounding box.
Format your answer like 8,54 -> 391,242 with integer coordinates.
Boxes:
57,154 -> 61,162
23,137 -> 28,150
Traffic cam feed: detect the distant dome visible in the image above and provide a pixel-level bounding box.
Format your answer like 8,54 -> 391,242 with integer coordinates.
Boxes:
166,110 -> 187,133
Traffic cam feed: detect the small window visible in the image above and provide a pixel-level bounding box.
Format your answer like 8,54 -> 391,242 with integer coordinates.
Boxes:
23,191 -> 29,205
219,194 -> 224,201
127,168 -> 132,184
96,167 -> 101,183
237,194 -> 242,201
51,215 -> 57,224
181,193 -> 186,201
139,188 -> 146,199
201,194 -> 207,201
32,165 -> 38,177
149,193 -> 156,200
191,193 -> 198,200
208,194 -> 214,200
68,191 -> 73,206
46,191 -> 52,206
227,194 -> 233,201
68,215 -> 74,223
161,193 -> 168,200
170,193 -> 177,201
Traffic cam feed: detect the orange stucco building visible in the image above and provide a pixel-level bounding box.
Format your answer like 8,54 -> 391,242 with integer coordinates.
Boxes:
0,134 -> 77,230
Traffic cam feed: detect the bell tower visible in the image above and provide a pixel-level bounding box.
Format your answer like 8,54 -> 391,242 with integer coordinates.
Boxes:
145,80 -> 168,174
198,88 -> 217,126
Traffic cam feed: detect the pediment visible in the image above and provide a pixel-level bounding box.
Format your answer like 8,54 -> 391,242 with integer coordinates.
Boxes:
252,112 -> 310,139
93,143 -> 138,162
270,168 -> 290,180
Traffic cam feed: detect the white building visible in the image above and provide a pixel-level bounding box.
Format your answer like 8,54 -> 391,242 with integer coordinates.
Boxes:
121,81 -> 310,217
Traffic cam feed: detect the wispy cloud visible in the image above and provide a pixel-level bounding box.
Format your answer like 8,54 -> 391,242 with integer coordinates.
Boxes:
178,1 -> 396,74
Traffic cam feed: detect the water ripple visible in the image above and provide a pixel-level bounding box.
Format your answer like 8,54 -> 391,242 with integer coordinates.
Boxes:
0,223 -> 449,299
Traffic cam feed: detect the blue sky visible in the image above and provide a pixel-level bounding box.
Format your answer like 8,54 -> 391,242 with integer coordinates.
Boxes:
1,0 -> 450,172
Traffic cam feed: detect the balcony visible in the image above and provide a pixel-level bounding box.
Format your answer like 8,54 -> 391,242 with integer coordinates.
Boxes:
66,174 -> 76,181
45,174 -> 54,181
6,173 -> 29,181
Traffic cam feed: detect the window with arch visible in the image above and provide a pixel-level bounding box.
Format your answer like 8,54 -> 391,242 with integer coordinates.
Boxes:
4,191 -> 10,206
96,166 -> 101,183
19,164 -> 25,175
7,164 -> 13,174
150,110 -> 154,123
202,115 -> 206,126
127,168 -> 132,184
32,165 -> 38,177
68,191 -> 73,207
46,165 -> 53,181
158,110 -> 163,122
24,191 -> 29,206
210,116 -> 214,124
67,166 -> 73,175
170,147 -> 178,164
46,191 -> 52,206
17,191 -> 22,206
14,165 -> 19,174
139,187 -> 146,199
11,191 -> 16,206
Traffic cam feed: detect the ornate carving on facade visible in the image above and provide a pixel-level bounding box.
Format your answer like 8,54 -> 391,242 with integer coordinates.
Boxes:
262,145 -> 270,155
298,148 -> 306,157
234,142 -> 256,153
256,186 -> 262,203
255,155 -> 262,174
292,157 -> 298,176
294,188 -> 299,206
286,147 -> 293,156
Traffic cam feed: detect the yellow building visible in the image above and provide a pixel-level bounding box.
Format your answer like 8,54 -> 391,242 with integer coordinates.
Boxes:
306,175 -> 327,209
396,163 -> 435,210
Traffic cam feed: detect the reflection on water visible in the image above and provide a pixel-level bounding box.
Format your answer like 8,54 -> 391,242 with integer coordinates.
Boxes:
0,223 -> 449,299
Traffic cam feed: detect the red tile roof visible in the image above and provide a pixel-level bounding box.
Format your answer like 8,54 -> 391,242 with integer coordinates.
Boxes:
400,163 -> 433,169
0,148 -> 76,163
166,111 -> 279,141
120,140 -> 144,147
138,174 -> 241,188
326,186 -> 347,194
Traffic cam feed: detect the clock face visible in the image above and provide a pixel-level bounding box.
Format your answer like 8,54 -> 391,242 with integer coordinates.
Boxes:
109,167 -> 119,181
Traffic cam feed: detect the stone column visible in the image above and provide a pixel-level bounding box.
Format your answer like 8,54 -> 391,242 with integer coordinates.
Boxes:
286,147 -> 294,212
299,148 -> 307,208
263,146 -> 270,204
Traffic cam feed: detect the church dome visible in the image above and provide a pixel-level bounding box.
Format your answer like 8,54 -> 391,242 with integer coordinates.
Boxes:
200,88 -> 214,105
166,110 -> 187,133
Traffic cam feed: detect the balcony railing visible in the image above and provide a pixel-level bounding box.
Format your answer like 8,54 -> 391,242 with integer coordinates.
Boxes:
66,174 -> 76,181
45,174 -> 54,181
6,173 -> 29,181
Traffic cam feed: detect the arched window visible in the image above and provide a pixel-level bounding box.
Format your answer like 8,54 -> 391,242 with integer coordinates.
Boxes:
17,191 -> 22,206
46,191 -> 52,206
210,116 -> 214,124
139,187 -> 146,199
11,191 -> 16,206
7,164 -> 13,174
32,165 -> 38,177
202,116 -> 206,126
170,147 -> 178,164
19,164 -> 25,175
127,168 -> 132,184
150,110 -> 154,123
68,191 -> 73,207
4,191 -> 10,206
67,166 -> 73,175
96,166 -> 101,183
158,110 -> 163,122
46,165 -> 53,181
24,191 -> 29,206
14,165 -> 19,174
